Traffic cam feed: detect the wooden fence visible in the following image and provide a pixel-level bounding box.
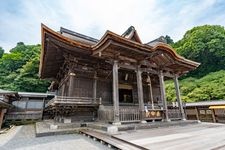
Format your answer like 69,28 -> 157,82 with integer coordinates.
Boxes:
5,111 -> 42,120
98,106 -> 182,123
119,107 -> 140,122
98,106 -> 140,123
168,108 -> 182,120
185,107 -> 225,123
214,109 -> 225,123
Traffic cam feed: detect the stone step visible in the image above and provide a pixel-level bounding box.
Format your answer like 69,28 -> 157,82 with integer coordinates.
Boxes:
35,120 -> 200,137
87,120 -> 200,133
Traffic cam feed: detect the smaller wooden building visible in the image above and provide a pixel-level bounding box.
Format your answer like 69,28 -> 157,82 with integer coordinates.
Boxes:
0,100 -> 12,129
185,101 -> 225,123
0,90 -> 54,126
0,90 -> 15,129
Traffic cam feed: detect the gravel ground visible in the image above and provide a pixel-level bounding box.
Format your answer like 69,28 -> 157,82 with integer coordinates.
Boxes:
0,125 -> 110,150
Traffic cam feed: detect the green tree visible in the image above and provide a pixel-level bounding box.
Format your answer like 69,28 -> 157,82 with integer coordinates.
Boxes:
0,43 -> 50,92
173,25 -> 225,77
0,47 -> 4,58
10,42 -> 25,53
165,35 -> 174,44
13,56 -> 50,92
166,70 -> 225,102
0,52 -> 24,73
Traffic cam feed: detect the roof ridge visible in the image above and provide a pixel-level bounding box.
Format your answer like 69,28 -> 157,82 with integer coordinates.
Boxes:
121,26 -> 135,37
60,27 -> 99,43
146,36 -> 167,45
121,26 -> 142,43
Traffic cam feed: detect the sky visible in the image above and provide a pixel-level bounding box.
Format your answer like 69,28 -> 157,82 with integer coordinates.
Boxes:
1,0 -> 225,52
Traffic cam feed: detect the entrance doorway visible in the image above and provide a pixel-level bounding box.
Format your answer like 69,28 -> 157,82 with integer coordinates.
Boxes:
119,89 -> 133,103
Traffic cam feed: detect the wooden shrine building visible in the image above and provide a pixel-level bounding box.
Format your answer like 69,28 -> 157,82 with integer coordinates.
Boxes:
39,24 -> 200,124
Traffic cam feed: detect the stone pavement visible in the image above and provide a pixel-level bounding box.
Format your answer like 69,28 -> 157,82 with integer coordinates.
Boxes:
0,125 -> 109,150
113,122 -> 225,150
2,122 -> 225,150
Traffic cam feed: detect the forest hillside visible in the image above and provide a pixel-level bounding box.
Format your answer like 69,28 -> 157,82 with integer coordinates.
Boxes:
0,25 -> 225,102
166,25 -> 225,102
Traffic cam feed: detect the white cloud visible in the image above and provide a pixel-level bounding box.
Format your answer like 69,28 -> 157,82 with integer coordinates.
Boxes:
0,0 -> 225,52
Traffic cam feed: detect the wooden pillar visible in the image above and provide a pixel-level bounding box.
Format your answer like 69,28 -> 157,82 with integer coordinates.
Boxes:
195,106 -> 200,120
93,72 -> 97,103
41,98 -> 45,120
147,74 -> 154,109
211,109 -> 216,123
61,83 -> 66,96
0,109 -> 3,129
112,60 -> 120,125
25,97 -> 29,112
0,109 -> 5,129
136,66 -> 147,123
174,74 -> 186,120
68,72 -> 76,97
159,71 -> 170,121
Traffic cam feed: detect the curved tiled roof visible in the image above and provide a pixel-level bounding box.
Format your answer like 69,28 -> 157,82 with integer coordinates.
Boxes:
40,24 -> 200,78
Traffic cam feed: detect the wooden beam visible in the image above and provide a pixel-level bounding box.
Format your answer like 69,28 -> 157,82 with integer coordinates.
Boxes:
111,41 -> 151,56
162,71 -> 174,78
139,59 -> 158,68
141,68 -> 158,75
119,62 -> 174,78
119,63 -> 136,70
118,55 -> 137,63
92,40 -> 112,55
49,37 -> 92,55
145,51 -> 163,59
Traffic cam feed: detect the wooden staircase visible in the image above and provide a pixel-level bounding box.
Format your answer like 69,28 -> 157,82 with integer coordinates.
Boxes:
79,129 -> 148,150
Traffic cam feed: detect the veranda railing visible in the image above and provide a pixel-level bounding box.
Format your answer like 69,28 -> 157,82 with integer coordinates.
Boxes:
46,96 -> 101,107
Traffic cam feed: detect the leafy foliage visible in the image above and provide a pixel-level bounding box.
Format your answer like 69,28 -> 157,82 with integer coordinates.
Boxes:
1,24 -> 225,101
164,35 -> 174,44
0,43 -> 50,92
166,70 -> 225,102
0,47 -> 4,58
165,25 -> 225,102
173,25 -> 225,77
